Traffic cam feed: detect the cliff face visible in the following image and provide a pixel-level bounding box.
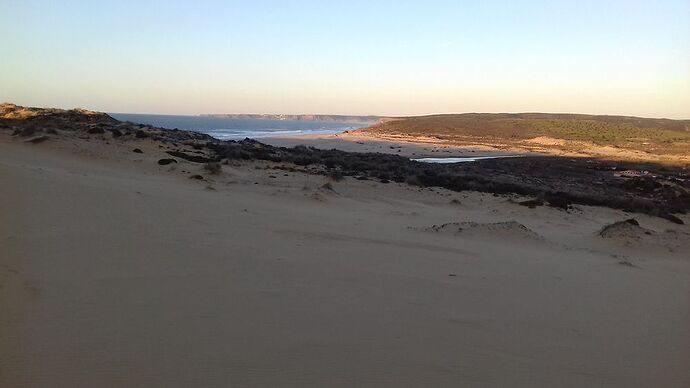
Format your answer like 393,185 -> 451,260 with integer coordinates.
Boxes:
201,113 -> 380,123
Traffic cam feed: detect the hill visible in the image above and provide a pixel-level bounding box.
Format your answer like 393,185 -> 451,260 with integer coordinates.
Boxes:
358,113 -> 690,164
0,103 -> 116,122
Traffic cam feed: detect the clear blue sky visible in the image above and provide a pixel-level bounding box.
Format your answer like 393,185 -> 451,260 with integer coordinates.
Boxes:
2,0 -> 689,118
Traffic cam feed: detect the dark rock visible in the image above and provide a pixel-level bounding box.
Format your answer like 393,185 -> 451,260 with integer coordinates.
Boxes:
158,158 -> 177,165
167,150 -> 215,163
135,130 -> 149,138
132,148 -> 143,153
86,127 -> 104,134
519,199 -> 544,208
660,214 -> 684,225
600,219 -> 641,238
189,174 -> 204,180
623,218 -> 640,226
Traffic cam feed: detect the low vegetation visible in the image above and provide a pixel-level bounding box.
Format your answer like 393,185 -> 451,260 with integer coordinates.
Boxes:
209,139 -> 690,222
361,113 -> 690,159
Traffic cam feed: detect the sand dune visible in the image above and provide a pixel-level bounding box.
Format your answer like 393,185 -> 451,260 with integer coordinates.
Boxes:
1,130 -> 690,387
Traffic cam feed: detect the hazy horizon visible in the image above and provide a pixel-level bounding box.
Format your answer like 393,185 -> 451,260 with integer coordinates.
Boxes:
108,109 -> 690,121
5,106 -> 687,121
2,1 -> 689,119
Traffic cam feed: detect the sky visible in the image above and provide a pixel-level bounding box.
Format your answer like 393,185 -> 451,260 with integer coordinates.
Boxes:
1,0 -> 689,118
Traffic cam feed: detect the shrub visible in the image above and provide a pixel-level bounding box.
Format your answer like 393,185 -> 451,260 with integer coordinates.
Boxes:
328,170 -> 344,181
405,174 -> 422,186
204,162 -> 222,175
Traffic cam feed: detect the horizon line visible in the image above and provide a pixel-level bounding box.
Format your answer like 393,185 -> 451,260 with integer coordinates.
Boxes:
4,102 -> 689,121
109,110 -> 690,121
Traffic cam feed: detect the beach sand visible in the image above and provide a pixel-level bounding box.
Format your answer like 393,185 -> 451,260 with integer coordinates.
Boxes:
263,129 -> 690,166
1,132 -> 689,387
262,132 -> 527,159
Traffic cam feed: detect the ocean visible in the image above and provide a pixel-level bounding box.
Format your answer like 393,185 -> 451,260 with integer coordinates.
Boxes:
109,113 -> 371,140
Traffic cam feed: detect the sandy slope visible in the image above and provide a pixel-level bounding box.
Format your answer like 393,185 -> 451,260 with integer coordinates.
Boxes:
1,134 -> 689,387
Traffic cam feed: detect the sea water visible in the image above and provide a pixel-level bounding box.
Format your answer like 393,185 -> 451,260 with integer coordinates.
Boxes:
412,155 -> 520,163
110,113 -> 370,140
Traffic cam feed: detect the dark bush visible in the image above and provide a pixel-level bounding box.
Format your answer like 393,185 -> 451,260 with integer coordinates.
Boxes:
544,192 -> 572,210
204,139 -> 689,219
16,126 -> 37,137
328,170 -> 344,181
519,199 -> 544,208
109,128 -> 123,137
204,162 -> 222,175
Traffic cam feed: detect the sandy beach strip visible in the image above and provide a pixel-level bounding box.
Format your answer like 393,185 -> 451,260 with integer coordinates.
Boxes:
264,129 -> 690,166
261,131 -> 530,159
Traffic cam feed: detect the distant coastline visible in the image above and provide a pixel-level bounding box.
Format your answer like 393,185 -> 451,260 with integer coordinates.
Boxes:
109,112 -> 373,140
200,113 -> 381,123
